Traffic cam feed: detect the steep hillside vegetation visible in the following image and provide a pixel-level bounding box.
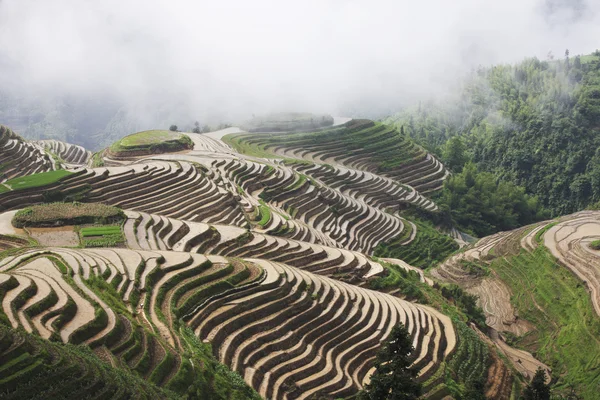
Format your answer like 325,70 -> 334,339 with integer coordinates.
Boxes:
386,52 -> 600,218
430,211 -> 600,398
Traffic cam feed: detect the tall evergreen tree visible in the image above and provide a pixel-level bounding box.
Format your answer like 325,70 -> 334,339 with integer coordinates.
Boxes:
522,367 -> 550,400
442,136 -> 468,172
361,323 -> 421,400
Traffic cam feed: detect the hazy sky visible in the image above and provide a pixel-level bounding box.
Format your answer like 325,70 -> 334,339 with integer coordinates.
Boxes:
0,0 -> 599,121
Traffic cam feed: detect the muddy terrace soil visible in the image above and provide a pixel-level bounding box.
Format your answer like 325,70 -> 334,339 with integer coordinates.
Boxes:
28,226 -> 79,246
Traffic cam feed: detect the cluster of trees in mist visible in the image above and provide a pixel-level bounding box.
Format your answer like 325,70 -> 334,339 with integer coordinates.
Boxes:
387,50 -> 600,233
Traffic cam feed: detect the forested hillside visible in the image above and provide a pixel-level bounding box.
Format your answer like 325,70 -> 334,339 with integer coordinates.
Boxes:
386,51 -> 600,219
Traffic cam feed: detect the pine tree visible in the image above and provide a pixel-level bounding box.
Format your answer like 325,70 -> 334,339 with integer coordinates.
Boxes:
523,367 -> 550,400
361,323 -> 421,400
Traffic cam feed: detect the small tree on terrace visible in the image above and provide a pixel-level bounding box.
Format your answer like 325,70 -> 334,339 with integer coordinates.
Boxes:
360,323 -> 421,400
522,367 -> 550,400
192,121 -> 201,133
169,124 -> 178,132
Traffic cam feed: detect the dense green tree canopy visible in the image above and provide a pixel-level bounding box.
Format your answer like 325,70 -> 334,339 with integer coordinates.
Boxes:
386,53 -> 600,217
438,162 -> 543,237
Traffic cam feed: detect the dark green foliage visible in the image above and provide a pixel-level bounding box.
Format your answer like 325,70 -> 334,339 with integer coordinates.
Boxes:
169,125 -> 178,132
438,162 -> 544,236
374,219 -> 458,269
360,323 -> 422,400
522,367 -> 550,400
387,53 -> 600,217
462,379 -> 487,400
440,285 -> 486,328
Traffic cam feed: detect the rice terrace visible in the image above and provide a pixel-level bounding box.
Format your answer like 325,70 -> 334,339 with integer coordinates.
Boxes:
1,2 -> 600,399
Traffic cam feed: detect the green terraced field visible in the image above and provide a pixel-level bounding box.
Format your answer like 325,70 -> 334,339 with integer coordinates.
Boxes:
80,225 -> 122,237
4,170 -> 72,191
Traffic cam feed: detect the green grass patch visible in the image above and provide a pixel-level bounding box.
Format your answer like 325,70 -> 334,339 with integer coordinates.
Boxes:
80,225 -> 122,237
3,170 -> 72,191
589,239 -> 600,250
256,201 -> 272,227
90,151 -> 105,167
369,260 -> 427,303
81,234 -> 124,248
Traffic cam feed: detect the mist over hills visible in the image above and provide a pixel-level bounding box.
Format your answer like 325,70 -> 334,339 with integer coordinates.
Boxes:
1,0 -> 600,150
3,1 -> 600,399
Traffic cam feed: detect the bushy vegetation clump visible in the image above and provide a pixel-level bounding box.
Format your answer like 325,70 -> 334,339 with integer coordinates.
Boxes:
440,284 -> 487,328
374,218 -> 458,269
12,202 -> 125,227
438,162 -> 545,237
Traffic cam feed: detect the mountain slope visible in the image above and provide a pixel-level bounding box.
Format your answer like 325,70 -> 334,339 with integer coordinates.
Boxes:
0,120 -> 523,399
386,53 -> 600,216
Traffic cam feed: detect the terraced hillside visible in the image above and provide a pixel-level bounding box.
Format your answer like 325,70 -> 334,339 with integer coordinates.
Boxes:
0,125 -> 54,182
0,119 -> 522,399
430,211 -> 600,397
33,139 -> 92,166
224,119 -> 448,193
0,156 -> 443,255
122,210 -> 385,282
0,246 -> 455,399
